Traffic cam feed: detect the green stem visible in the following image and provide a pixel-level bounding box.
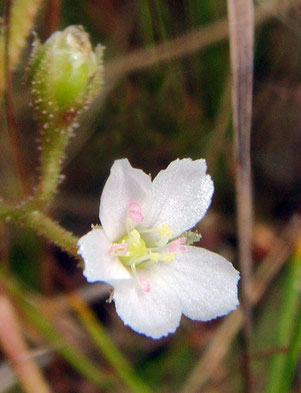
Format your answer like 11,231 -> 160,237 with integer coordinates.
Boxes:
38,127 -> 69,207
0,201 -> 78,257
25,209 -> 78,256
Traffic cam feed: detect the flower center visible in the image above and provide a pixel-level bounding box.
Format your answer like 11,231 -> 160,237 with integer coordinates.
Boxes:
108,201 -> 188,292
110,228 -> 186,267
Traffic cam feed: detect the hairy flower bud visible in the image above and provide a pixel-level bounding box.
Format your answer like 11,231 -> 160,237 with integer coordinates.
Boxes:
28,25 -> 104,126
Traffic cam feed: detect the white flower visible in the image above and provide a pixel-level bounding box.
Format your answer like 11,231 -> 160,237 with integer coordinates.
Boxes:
78,158 -> 239,339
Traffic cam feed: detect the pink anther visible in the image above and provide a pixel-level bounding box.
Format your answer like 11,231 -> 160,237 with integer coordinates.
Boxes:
108,243 -> 128,256
128,201 -> 144,223
139,275 -> 151,293
168,237 -> 186,252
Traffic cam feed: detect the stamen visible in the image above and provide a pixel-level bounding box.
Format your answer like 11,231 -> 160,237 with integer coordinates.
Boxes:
139,275 -> 151,292
127,201 -> 144,223
109,243 -> 128,256
163,253 -> 175,262
168,237 -> 186,252
149,252 -> 160,262
130,265 -> 151,292
157,224 -> 173,240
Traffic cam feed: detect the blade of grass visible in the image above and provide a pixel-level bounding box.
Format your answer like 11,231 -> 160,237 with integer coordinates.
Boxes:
206,74 -> 232,173
278,305 -> 301,393
152,0 -> 185,130
1,274 -> 113,390
136,0 -> 155,45
3,0 -> 30,196
69,293 -> 154,393
265,246 -> 301,393
0,0 -> 43,94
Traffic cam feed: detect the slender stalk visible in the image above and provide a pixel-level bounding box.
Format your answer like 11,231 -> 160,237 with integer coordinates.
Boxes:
0,289 -> 52,393
37,128 -> 70,207
227,0 -> 254,392
0,201 -> 78,257
24,209 -> 79,256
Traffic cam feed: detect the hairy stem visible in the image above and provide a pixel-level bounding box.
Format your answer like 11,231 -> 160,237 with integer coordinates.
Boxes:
37,127 -> 70,207
0,201 -> 78,257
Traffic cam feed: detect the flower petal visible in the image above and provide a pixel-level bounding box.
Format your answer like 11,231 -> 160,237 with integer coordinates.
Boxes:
113,265 -> 182,339
99,159 -> 152,241
163,246 -> 239,321
145,158 -> 214,238
78,228 -> 131,284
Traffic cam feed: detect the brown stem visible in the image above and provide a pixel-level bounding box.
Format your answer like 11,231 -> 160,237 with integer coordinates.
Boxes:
3,0 -> 30,196
43,0 -> 61,39
0,288 -> 52,393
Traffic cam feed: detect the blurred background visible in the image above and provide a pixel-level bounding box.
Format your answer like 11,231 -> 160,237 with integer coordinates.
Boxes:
0,0 -> 300,392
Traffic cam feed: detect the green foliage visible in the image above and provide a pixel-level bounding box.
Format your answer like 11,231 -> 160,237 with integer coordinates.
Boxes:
0,1 -> 300,392
265,250 -> 301,393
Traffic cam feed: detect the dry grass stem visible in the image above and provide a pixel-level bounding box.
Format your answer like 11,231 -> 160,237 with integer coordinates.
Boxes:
0,291 -> 52,393
227,0 -> 255,390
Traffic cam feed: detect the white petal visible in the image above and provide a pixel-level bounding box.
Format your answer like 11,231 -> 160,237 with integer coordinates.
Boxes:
78,228 -> 131,284
113,265 -> 182,339
99,159 -> 152,241
145,158 -> 214,238
163,246 -> 239,321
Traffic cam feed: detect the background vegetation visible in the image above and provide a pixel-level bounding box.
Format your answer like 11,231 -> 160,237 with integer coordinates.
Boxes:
0,0 -> 300,392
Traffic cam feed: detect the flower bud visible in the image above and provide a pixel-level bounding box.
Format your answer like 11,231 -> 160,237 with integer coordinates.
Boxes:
28,25 -> 104,126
